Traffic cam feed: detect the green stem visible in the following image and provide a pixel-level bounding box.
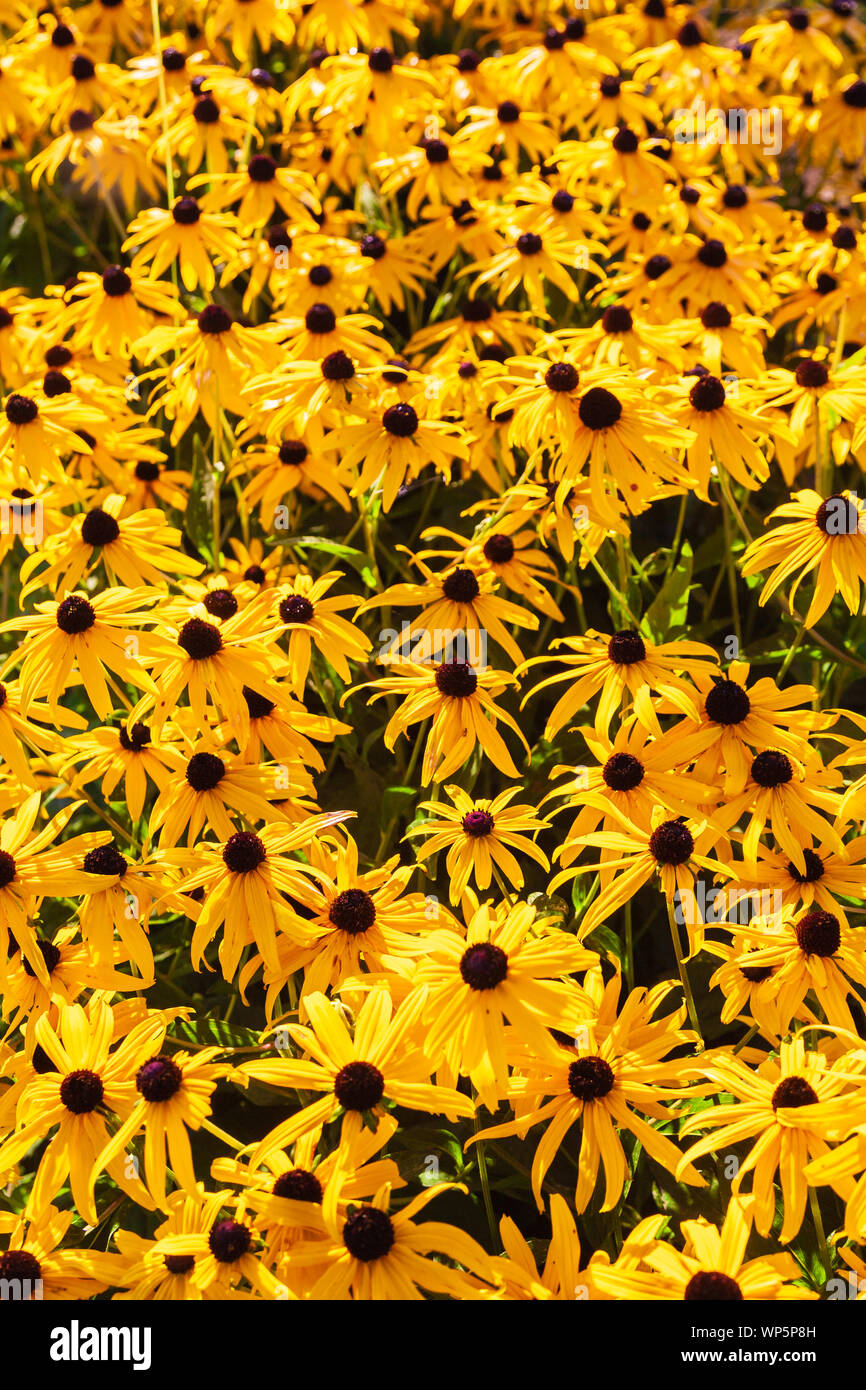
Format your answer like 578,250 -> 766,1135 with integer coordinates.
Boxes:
665,899 -> 703,1048
472,1089 -> 498,1251
809,1185 -> 831,1281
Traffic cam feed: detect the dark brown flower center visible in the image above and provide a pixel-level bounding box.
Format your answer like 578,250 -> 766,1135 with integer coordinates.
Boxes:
461,297 -> 493,323
816,494 -> 858,535
705,678 -> 750,725
22,940 -> 61,978
305,303 -> 336,334
368,46 -> 394,73
243,685 -> 275,719
60,1068 -> 104,1114
649,819 -> 694,865
689,374 -> 726,411
424,138 -> 449,164
329,889 -> 376,935
198,304 -> 232,335
740,964 -> 772,983
102,265 -> 131,297
222,831 -> 266,874
602,752 -> 645,791
382,403 -> 418,437
0,1250 -> 42,1287
700,301 -> 732,329
334,1060 -> 385,1110
178,618 -> 223,659
172,196 -> 200,224
568,1055 -> 615,1100
435,660 -> 477,698
684,1271 -> 743,1300
321,350 -> 355,381
5,394 -> 38,426
208,1220 -> 251,1262
202,588 -> 238,620
607,629 -> 646,665
279,440 -> 308,465
462,809 -> 494,838
0,849 -> 15,889
751,751 -> 793,788
342,1207 -> 394,1261
185,751 -> 225,791
272,1169 -> 323,1202
795,358 -> 829,389
698,238 -> 727,268
119,721 -> 151,752
516,231 -> 542,256
193,95 -> 220,123
482,533 -> 514,563
442,568 -> 480,603
644,253 -> 670,279
360,233 -> 386,259
136,1055 -> 183,1101
56,594 -> 96,634
545,361 -> 579,392
81,507 -> 120,547
772,1076 -> 819,1110
279,594 -> 314,624
83,844 -> 127,876
43,370 -> 71,397
602,305 -> 633,333
794,909 -> 841,957
612,127 -> 639,154
786,848 -> 824,883
460,942 -> 508,990
579,387 -> 622,430
248,154 -> 276,182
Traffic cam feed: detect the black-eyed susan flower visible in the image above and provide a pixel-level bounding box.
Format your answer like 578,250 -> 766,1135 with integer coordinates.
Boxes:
19,495 -> 204,597
553,805 -> 732,956
678,1036 -> 866,1243
241,987 -> 475,1169
0,792 -> 121,984
139,1186 -> 283,1298
408,784 -> 548,904
716,904 -> 866,1034
270,571 -> 372,696
521,628 -> 717,742
353,657 -> 529,785
0,587 -> 165,722
0,999 -> 166,1223
274,1180 -> 496,1300
90,1045 -> 237,1207
337,400 -> 469,512
592,1195 -> 817,1301
742,489 -> 866,627
410,899 -> 597,1111
159,811 -> 352,981
361,558 -> 538,667
123,196 -> 245,294
0,1204 -> 122,1300
656,660 -> 830,797
469,971 -> 704,1211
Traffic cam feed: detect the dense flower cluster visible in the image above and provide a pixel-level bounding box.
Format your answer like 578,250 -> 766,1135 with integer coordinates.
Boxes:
0,0 -> 865,1303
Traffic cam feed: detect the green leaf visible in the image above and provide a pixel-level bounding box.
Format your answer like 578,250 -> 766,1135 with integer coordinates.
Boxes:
643,541 -> 694,641
186,435 -> 214,561
275,534 -> 376,588
169,1015 -> 261,1051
